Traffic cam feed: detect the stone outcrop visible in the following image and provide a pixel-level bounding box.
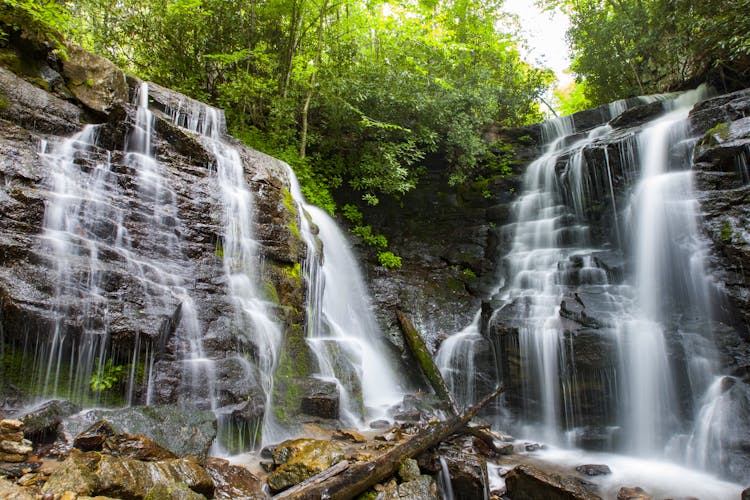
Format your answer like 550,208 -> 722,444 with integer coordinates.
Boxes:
0,40 -> 314,439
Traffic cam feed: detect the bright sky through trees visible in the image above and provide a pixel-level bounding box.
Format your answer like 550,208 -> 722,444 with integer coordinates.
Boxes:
503,0 -> 572,88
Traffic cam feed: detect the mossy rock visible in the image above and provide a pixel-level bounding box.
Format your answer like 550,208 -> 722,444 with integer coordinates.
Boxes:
267,439 -> 344,492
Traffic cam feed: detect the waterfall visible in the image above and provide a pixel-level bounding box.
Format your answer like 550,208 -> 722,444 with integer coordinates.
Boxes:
160,92 -> 285,447
436,86 -> 749,481
285,168 -> 404,425
36,82 -> 206,407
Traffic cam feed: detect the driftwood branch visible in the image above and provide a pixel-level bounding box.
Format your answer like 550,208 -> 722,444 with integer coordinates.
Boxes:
274,384 -> 504,500
396,310 -> 458,416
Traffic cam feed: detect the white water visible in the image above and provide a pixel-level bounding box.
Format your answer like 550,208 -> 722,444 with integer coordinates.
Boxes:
437,87 -> 748,484
530,446 -> 743,499
163,92 -> 284,446
286,169 -> 405,426
37,82 -> 209,406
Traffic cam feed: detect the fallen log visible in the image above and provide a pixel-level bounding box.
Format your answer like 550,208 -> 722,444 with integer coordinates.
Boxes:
396,310 -> 457,416
273,383 -> 504,500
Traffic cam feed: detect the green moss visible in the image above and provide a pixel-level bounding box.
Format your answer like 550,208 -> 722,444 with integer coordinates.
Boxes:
703,122 -> 731,146
281,187 -> 301,239
720,220 -> 734,242
461,267 -> 477,279
282,262 -> 301,281
272,323 -> 310,423
264,279 -> 281,304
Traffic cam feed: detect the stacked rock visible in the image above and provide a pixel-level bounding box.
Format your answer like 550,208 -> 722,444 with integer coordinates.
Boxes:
0,420 -> 32,463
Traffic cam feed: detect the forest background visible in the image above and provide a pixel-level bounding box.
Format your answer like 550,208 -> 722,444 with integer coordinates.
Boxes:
2,0 -> 748,247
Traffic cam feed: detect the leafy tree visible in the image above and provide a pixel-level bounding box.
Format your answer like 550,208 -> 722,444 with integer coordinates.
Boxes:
545,0 -> 750,105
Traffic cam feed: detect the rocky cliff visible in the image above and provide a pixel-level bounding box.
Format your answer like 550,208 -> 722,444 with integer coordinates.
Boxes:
0,41 -> 315,446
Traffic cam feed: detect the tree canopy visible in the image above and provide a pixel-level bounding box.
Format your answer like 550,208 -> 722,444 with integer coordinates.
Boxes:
52,0 -> 552,211
548,0 -> 750,108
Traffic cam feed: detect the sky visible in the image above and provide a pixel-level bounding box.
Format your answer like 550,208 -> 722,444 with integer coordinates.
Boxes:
502,0 -> 573,88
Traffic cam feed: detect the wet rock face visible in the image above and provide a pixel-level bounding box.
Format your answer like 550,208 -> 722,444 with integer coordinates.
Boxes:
0,44 -> 311,425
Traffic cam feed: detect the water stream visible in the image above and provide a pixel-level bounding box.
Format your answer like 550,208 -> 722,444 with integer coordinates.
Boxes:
437,87 -> 749,483
286,169 -> 405,426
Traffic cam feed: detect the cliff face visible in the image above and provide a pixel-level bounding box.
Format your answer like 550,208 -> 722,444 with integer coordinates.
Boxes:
359,87 -> 750,481
0,44 -> 311,437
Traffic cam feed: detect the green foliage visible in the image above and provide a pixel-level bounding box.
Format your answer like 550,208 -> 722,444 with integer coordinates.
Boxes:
554,81 -> 593,116
545,0 -> 750,105
351,225 -> 388,251
377,251 -> 402,269
89,359 -> 124,393
341,204 -> 364,225
0,0 -> 71,53
70,0 -> 552,208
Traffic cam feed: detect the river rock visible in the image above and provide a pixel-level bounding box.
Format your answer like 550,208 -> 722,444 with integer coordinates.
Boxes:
504,464 -> 602,500
16,399 -> 81,443
440,453 -> 487,500
397,475 -> 438,500
203,457 -> 266,500
616,486 -> 652,500
398,458 -> 421,482
0,477 -> 35,500
64,405 -> 217,459
575,464 -> 611,476
267,438 -> 345,492
299,378 -> 340,419
742,486 -> 750,500
43,452 -> 214,498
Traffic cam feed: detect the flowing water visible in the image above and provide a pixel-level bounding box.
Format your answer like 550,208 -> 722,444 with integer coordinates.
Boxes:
161,92 -> 285,447
437,87 -> 749,483
34,83 -> 203,406
286,170 -> 404,426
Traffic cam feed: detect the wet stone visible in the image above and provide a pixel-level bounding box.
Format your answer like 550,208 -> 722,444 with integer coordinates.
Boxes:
575,464 -> 611,476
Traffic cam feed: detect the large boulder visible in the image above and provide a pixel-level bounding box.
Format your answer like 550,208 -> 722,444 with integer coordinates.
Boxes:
15,399 -> 80,443
42,452 -> 214,499
63,405 -> 217,459
504,464 -> 602,500
60,43 -> 128,115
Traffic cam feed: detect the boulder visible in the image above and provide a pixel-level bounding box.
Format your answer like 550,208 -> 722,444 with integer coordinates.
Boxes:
203,457 -> 266,500
616,486 -> 652,500
60,43 -> 128,115
0,65 -> 81,135
267,438 -> 345,492
609,100 -> 666,129
575,464 -> 611,476
144,482 -> 207,500
0,477 -> 35,500
397,475 -> 438,500
441,454 -> 487,500
299,378 -> 340,419
398,458 -> 421,482
16,399 -> 80,443
64,405 -> 217,459
43,452 -> 214,499
504,464 -> 602,500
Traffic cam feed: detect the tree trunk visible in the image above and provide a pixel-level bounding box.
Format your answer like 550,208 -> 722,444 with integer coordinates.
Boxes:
396,310 -> 457,416
273,384 -> 504,500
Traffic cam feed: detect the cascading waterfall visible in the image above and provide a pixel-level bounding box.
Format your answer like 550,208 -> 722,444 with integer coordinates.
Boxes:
437,87 -> 748,481
36,82 -> 203,406
162,94 -> 284,446
285,168 -> 404,425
